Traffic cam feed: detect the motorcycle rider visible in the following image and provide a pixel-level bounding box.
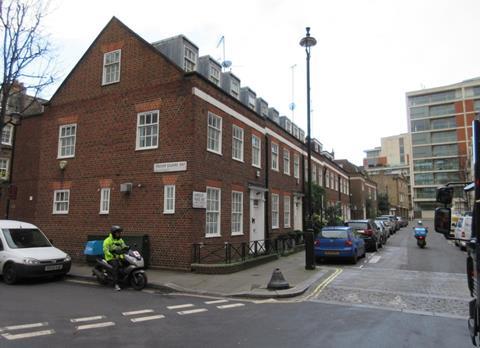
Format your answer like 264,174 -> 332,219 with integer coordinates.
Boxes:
103,225 -> 127,291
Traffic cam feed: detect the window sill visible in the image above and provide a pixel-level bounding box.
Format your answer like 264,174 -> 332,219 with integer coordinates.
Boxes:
207,149 -> 223,156
163,211 -> 175,215
101,80 -> 120,86
252,164 -> 261,169
231,232 -> 244,236
232,158 -> 244,163
99,212 -> 109,215
205,234 -> 221,238
53,212 -> 69,215
272,226 -> 279,230
57,155 -> 75,160
135,146 -> 159,151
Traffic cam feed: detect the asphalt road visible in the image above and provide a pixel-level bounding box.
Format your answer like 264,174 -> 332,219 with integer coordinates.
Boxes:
0,221 -> 473,348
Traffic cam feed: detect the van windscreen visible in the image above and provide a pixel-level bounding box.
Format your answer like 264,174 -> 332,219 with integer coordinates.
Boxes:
2,228 -> 51,249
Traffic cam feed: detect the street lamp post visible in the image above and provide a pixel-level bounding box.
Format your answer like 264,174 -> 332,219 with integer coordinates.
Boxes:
4,112 -> 22,219
300,27 -> 317,270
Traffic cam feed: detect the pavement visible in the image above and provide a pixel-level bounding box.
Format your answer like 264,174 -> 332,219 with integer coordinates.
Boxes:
68,251 -> 333,299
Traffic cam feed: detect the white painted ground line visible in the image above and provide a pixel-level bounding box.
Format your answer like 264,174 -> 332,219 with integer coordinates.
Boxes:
70,315 -> 105,323
2,330 -> 55,340
217,303 -> 245,309
75,322 -> 115,331
167,304 -> 194,310
177,308 -> 208,315
369,255 -> 382,264
204,299 -> 229,305
122,309 -> 154,316
130,315 -> 165,323
1,322 -> 48,331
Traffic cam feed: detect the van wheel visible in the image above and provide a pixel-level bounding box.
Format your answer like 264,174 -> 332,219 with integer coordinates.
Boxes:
351,252 -> 358,264
3,264 -> 17,285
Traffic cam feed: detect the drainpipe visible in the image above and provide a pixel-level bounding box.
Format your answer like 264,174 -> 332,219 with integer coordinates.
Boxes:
264,134 -> 270,242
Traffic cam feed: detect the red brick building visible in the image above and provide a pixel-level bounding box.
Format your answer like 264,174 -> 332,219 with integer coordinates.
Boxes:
11,17 -> 350,270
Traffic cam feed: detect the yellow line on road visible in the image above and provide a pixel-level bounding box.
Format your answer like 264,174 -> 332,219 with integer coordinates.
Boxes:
304,268 -> 342,301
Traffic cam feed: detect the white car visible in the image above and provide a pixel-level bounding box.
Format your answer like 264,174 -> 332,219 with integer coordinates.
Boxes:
454,216 -> 473,251
0,220 -> 71,284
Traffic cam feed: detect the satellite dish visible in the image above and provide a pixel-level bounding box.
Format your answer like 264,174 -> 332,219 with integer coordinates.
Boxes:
222,60 -> 232,68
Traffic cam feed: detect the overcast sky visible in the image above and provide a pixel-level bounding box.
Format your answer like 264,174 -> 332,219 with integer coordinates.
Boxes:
43,0 -> 480,165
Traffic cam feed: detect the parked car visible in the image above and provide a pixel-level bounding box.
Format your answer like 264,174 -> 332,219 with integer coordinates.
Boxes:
454,216 -> 473,251
396,216 -> 408,228
374,220 -> 389,243
314,226 -> 365,264
376,216 -> 395,235
379,215 -> 399,232
0,220 -> 71,284
345,219 -> 381,251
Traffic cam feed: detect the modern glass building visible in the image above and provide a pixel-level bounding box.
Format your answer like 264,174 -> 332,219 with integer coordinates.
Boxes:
406,78 -> 480,218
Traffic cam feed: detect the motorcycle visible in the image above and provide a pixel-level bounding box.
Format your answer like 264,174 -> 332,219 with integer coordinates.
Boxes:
92,246 -> 148,290
414,227 -> 428,248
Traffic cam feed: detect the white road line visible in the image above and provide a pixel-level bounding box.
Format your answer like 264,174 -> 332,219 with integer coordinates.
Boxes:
2,322 -> 48,331
167,304 -> 194,310
122,309 -> 154,316
217,303 -> 245,309
2,330 -> 55,340
369,255 -> 382,264
130,315 -> 165,323
205,300 -> 228,305
75,322 -> 115,331
70,316 -> 105,323
177,308 -> 208,315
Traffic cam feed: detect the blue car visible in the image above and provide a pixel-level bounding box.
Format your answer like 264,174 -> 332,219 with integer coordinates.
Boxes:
314,226 -> 366,264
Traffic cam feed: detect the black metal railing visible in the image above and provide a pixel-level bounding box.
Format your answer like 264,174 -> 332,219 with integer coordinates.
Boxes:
192,236 -> 304,264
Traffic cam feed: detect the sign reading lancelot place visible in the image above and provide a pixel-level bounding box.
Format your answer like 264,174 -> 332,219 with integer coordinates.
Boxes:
192,191 -> 207,209
153,161 -> 187,173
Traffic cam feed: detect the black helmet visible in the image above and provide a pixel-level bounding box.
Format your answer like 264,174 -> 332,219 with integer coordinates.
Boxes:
111,225 -> 123,234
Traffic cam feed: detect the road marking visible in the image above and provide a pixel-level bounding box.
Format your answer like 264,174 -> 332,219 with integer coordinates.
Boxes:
2,330 -> 55,340
369,255 -> 382,264
122,309 -> 154,316
75,322 -> 115,331
70,316 -> 105,323
167,304 -> 194,310
304,268 -> 343,301
2,322 -> 48,331
205,299 -> 228,305
177,308 -> 208,315
130,315 -> 165,323
217,303 -> 245,309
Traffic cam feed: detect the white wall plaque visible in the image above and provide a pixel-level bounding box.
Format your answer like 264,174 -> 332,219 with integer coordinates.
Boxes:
154,161 -> 187,173
192,191 -> 207,209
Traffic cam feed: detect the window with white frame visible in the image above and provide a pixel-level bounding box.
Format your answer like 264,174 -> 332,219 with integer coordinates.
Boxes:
330,173 -> 334,189
102,49 -> 121,85
184,45 -> 197,72
318,168 -> 323,186
1,124 -> 13,145
334,175 -> 338,191
284,196 -> 291,228
0,158 -> 8,179
206,187 -> 221,236
271,143 -> 279,171
232,125 -> 244,161
283,149 -> 290,175
207,112 -> 222,154
58,124 -> 77,158
312,165 -> 317,184
304,159 -> 308,181
231,80 -> 240,99
99,188 -> 111,214
209,65 -> 221,85
136,110 -> 159,150
164,185 -> 175,214
252,135 -> 261,168
325,171 -> 330,188
271,194 -> 279,229
231,191 -> 243,235
293,153 -> 299,179
53,189 -> 69,214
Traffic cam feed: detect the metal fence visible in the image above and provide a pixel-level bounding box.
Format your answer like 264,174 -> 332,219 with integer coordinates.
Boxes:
192,236 -> 303,264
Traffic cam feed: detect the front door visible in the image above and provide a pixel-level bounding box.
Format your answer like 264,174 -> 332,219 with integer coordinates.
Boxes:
294,196 -> 303,231
250,190 -> 265,251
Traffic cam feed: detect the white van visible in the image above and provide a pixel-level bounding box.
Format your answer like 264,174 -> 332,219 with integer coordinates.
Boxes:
454,216 -> 473,251
0,220 -> 71,284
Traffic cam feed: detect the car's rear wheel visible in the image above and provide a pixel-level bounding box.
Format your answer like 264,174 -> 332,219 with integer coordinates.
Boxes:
3,264 -> 17,285
351,252 -> 358,264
